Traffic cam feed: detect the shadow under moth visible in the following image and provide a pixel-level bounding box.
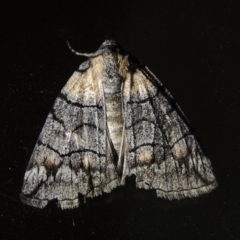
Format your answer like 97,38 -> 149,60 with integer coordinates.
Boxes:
21,40 -> 217,209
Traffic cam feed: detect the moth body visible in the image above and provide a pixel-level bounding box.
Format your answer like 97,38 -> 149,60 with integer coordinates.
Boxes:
102,51 -> 124,156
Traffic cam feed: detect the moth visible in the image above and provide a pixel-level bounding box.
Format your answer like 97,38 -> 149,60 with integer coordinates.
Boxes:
21,40 -> 217,209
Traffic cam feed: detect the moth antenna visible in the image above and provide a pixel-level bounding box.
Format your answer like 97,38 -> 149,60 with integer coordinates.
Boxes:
66,40 -> 97,58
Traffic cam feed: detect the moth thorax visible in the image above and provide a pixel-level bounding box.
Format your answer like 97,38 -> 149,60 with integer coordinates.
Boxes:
102,58 -> 124,156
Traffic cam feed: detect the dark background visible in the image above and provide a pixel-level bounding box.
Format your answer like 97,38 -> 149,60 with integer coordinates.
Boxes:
1,1 -> 240,239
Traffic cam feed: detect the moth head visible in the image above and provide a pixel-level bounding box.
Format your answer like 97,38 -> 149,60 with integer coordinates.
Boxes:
98,39 -> 125,55
99,39 -> 118,49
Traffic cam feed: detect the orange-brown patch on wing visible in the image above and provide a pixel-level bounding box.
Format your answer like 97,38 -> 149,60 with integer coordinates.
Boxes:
83,154 -> 95,170
36,158 -> 45,166
172,139 -> 189,160
118,54 -> 129,78
91,56 -> 104,80
127,69 -> 157,101
139,147 -> 153,164
131,71 -> 148,99
45,157 -> 61,168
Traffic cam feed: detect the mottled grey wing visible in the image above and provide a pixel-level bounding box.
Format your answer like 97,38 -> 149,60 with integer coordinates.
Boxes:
21,61 -> 119,209
121,66 -> 217,200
